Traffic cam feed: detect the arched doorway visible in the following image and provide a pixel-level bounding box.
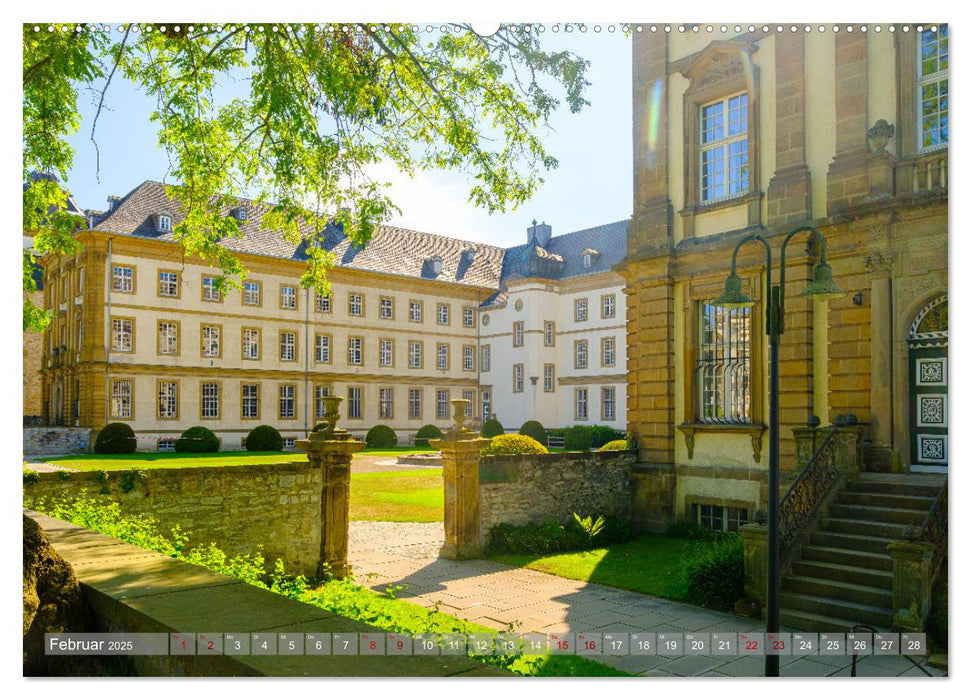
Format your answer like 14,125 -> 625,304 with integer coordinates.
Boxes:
908,295 -> 947,472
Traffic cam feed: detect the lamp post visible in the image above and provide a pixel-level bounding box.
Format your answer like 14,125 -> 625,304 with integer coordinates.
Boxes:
713,225 -> 843,677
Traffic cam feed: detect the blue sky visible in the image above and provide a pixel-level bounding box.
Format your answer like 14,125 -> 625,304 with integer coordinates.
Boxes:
62,27 -> 633,250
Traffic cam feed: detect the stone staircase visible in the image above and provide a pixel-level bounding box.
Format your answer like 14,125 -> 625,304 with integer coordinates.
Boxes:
780,473 -> 945,632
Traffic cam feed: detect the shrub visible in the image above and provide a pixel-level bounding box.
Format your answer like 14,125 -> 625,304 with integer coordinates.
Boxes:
665,520 -> 719,541
414,424 -> 443,448
599,439 -> 632,452
564,425 -> 594,451
590,425 -> 625,448
245,425 -> 283,452
365,425 -> 398,448
486,514 -> 632,555
927,560 -> 948,652
682,535 -> 746,611
175,426 -> 220,453
94,422 -> 137,454
518,420 -> 547,445
481,418 -> 505,439
480,434 -> 548,456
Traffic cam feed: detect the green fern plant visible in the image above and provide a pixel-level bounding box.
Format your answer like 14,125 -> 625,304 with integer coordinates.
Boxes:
573,513 -> 606,541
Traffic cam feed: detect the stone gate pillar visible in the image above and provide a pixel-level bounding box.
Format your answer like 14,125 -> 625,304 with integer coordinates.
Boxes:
297,396 -> 364,579
432,399 -> 491,560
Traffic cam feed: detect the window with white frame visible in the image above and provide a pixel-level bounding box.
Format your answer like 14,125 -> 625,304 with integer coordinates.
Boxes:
919,26 -> 949,150
242,328 -> 260,359
436,389 -> 450,419
698,301 -> 751,423
242,384 -> 260,419
202,325 -> 220,358
602,387 -> 616,421
575,298 -> 588,322
112,266 -> 134,293
513,363 -> 524,393
436,343 -> 448,370
575,388 -> 589,421
158,271 -> 179,297
315,292 -> 331,312
700,93 -> 749,201
380,297 -> 394,319
693,503 -> 749,533
280,285 -> 297,309
379,387 -> 394,419
348,337 -> 363,365
437,303 -> 450,325
243,281 -> 261,306
481,390 -> 491,420
409,300 -> 423,322
602,337 -> 616,367
279,384 -> 296,419
513,321 -> 524,347
280,331 -> 296,361
315,334 -> 331,363
462,345 -> 475,372
201,382 -> 220,419
111,379 -> 133,418
583,253 -> 592,269
409,341 -> 422,369
544,321 -> 555,346
282,438 -> 296,450
602,294 -> 616,319
158,381 -> 178,419
158,438 -> 176,452
158,321 -> 179,355
463,307 -> 475,328
575,339 -> 588,369
202,276 -> 221,302
409,388 -> 422,419
544,363 -> 555,392
347,386 -> 362,419
481,344 -> 491,372
314,385 -> 330,419
349,293 -> 364,316
380,339 -> 394,367
158,214 -> 171,231
463,389 -> 476,417
111,318 -> 133,352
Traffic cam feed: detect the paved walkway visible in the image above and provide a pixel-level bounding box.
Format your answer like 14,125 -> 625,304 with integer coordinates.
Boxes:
348,522 -> 945,678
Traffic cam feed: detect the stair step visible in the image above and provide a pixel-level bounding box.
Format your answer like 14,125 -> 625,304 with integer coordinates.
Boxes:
820,517 -> 909,539
810,531 -> 896,555
843,478 -> 942,498
792,560 -> 893,588
799,545 -> 893,572
780,608 -> 888,634
782,575 -> 893,608
779,592 -> 893,628
838,492 -> 936,510
827,504 -> 927,525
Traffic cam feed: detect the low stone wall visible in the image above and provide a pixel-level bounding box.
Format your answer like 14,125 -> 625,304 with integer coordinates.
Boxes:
24,427 -> 92,456
23,463 -> 322,577
477,450 -> 635,546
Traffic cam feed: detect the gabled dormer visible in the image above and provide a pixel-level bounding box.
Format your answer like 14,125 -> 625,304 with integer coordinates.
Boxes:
154,212 -> 173,233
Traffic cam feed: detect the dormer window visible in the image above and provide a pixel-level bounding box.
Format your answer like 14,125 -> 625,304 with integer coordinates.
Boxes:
430,257 -> 442,275
231,206 -> 248,221
583,253 -> 592,269
157,214 -> 172,232
462,249 -> 475,263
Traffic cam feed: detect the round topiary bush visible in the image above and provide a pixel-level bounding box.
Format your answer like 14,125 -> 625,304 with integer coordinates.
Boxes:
599,439 -> 632,452
414,424 -> 443,447
481,418 -> 505,439
480,434 -> 549,456
564,425 -> 594,451
175,426 -> 220,453
94,422 -> 137,454
246,424 -> 283,452
519,420 -> 547,445
365,424 -> 398,448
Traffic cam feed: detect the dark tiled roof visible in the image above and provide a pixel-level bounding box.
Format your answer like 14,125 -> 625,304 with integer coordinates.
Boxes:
91,181 -> 505,288
500,220 -> 628,283
23,172 -> 86,219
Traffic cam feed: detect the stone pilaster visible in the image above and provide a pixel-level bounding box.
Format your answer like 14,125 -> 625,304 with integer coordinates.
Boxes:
826,29 -> 871,214
867,252 -> 894,469
888,541 -> 935,632
740,523 -> 768,607
433,435 -> 490,559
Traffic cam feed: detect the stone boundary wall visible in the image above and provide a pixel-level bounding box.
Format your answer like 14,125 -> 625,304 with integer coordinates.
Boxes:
477,451 -> 635,546
24,427 -> 93,456
23,463 -> 322,577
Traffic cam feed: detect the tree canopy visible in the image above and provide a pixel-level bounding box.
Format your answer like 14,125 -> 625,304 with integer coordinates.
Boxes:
22,23 -> 590,331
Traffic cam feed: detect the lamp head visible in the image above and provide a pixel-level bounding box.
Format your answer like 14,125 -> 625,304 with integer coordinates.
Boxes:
801,261 -> 845,300
713,272 -> 755,309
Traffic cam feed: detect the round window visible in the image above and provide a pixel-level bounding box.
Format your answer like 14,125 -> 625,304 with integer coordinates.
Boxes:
482,314 -> 490,326
514,299 -> 524,311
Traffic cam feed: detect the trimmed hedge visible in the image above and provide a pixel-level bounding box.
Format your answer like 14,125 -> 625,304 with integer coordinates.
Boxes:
246,424 -> 283,452
480,434 -> 548,456
365,424 -> 398,448
682,535 -> 746,612
481,418 -> 504,439
599,439 -> 631,452
94,422 -> 137,454
414,424 -> 443,447
564,426 -> 594,451
486,515 -> 632,556
518,420 -> 547,445
175,426 -> 220,453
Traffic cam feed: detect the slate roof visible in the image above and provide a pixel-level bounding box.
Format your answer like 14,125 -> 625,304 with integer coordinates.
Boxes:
499,219 -> 628,282
23,172 -> 86,219
90,180 -> 505,288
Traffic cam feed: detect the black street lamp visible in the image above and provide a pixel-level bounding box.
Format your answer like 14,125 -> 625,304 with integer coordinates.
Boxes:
713,225 -> 843,677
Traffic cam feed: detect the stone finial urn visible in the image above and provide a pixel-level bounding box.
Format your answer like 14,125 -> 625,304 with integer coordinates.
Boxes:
868,119 -> 895,152
307,395 -> 350,441
443,398 -> 477,440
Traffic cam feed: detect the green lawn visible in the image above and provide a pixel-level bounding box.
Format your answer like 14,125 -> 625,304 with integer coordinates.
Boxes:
349,470 -> 443,522
488,534 -> 700,601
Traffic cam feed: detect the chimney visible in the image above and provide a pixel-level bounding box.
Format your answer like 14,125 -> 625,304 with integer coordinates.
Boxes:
527,220 -> 552,248
107,195 -> 122,212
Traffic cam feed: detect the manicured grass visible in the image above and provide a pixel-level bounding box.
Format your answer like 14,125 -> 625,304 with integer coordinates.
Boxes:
489,533 -> 700,601
349,470 -> 443,522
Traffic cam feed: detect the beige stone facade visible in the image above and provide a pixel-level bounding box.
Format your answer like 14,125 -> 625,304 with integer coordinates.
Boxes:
623,27 -> 948,531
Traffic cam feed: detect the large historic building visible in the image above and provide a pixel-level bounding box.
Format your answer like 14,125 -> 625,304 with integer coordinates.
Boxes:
623,25 -> 948,532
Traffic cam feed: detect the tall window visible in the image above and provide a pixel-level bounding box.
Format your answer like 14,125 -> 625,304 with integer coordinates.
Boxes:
409,388 -> 422,419
436,389 -> 450,419
158,271 -> 179,297
242,328 -> 260,359
242,384 -> 260,419
315,334 -> 331,364
602,294 -> 616,319
694,504 -> 748,533
463,307 -> 475,328
380,297 -> 394,319
436,343 -> 449,370
544,321 -> 555,346
919,26 -> 949,149
462,345 -> 475,372
437,303 -> 450,325
379,339 -> 394,367
202,325 -> 221,358
379,388 -> 394,419
314,385 -> 330,420
347,387 -> 362,419
279,384 -> 296,419
110,379 -> 133,419
348,337 -> 363,365
349,293 -> 364,316
243,281 -> 261,306
280,331 -> 296,362
575,388 -> 588,421
602,337 -> 616,367
409,300 -> 423,322
409,341 -> 422,369
513,363 -> 524,393
112,266 -> 134,293
111,318 -> 133,352
280,285 -> 297,309
543,363 -> 555,392
315,292 -> 331,312
157,381 -> 178,419
201,382 -> 220,419
158,321 -> 179,355
700,93 -> 749,201
698,301 -> 751,423
481,390 -> 491,420
513,321 -> 525,347
202,276 -> 221,302
602,387 -> 616,421
481,344 -> 491,372
575,339 -> 588,369
463,389 -> 476,417
575,298 -> 588,322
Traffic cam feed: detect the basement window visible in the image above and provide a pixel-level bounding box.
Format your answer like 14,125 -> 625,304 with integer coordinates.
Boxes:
692,503 -> 749,533
158,438 -> 176,452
